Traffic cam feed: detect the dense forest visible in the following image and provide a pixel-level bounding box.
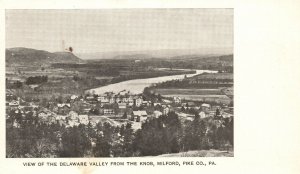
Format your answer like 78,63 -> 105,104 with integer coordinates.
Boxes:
6,110 -> 233,157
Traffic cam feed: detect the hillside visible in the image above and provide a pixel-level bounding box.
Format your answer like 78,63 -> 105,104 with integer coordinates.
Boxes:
6,47 -> 84,66
156,149 -> 233,157
77,48 -> 232,60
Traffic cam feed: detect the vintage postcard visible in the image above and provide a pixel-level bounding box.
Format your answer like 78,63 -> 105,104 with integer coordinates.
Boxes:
5,9 -> 233,158
1,1 -> 300,174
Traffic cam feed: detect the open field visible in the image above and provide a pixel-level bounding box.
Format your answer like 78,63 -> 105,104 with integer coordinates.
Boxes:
154,88 -> 223,95
153,88 -> 232,104
163,94 -> 231,104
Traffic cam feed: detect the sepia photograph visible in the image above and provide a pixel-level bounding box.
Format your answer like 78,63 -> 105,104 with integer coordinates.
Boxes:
5,9 -> 233,158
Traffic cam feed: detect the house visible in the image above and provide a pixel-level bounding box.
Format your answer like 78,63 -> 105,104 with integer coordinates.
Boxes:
97,96 -> 109,103
142,101 -> 151,106
153,102 -> 161,107
153,110 -> 163,118
79,115 -> 89,125
86,96 -> 95,100
119,91 -> 127,96
109,97 -> 115,104
122,97 -> 129,103
68,111 -> 79,120
13,120 -> 20,128
134,97 -> 143,107
208,110 -> 215,117
103,109 -> 114,115
70,95 -> 78,100
128,97 -> 134,106
118,103 -> 127,109
201,103 -> 211,112
173,96 -> 181,104
55,115 -> 67,121
132,110 -> 148,122
68,120 -> 80,127
162,99 -> 172,104
201,103 -> 211,108
8,100 -> 19,108
162,106 -> 170,115
115,97 -> 121,103
199,111 -> 206,119
57,103 -> 71,108
38,111 -> 51,119
47,115 -> 57,124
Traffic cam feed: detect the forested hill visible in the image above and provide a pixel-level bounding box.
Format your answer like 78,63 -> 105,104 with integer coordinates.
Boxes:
6,47 -> 84,66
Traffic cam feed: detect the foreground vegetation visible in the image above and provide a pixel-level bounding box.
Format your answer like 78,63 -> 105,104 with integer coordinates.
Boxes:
6,111 -> 233,157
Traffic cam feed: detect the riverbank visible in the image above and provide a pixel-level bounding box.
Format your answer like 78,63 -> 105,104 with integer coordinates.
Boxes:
88,69 -> 217,95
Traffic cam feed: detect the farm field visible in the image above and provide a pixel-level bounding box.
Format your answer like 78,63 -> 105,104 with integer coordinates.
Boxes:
162,94 -> 231,104
153,88 -> 232,104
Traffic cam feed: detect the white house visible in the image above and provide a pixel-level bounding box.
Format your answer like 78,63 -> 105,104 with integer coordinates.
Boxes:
79,114 -> 89,125
173,96 -> 181,104
153,110 -> 163,118
163,106 -> 170,115
68,120 -> 80,127
70,95 -> 78,100
8,100 -> 19,107
135,97 -> 143,107
68,111 -> 79,120
97,96 -> 109,103
199,111 -> 206,119
118,103 -> 127,109
104,109 -> 114,115
109,97 -> 115,104
38,111 -> 51,119
132,110 -> 148,122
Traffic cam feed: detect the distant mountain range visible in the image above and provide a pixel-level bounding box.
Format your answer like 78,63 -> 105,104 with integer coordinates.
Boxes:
6,47 -> 84,66
76,48 -> 233,60
5,47 -> 233,66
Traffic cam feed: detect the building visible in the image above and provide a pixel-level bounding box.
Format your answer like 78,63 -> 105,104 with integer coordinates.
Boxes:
142,101 -> 151,106
79,114 -> 89,125
118,103 -> 127,109
104,109 -> 114,115
70,95 -> 78,100
128,97 -> 134,106
153,110 -> 163,118
173,96 -> 181,104
8,100 -> 19,108
38,111 -> 50,120
86,96 -> 95,100
199,111 -> 206,119
97,95 -> 109,103
134,97 -> 143,107
132,110 -> 148,122
122,97 -> 129,103
201,103 -> 211,113
68,111 -> 79,120
162,106 -> 170,115
109,97 -> 115,104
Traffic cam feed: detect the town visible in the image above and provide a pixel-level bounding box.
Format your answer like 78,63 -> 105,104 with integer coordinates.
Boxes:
6,87 -> 233,130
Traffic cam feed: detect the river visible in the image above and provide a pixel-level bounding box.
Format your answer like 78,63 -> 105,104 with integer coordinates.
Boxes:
88,69 -> 217,95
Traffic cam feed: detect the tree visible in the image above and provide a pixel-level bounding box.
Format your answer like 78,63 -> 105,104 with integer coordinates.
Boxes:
94,123 -> 114,157
122,112 -> 127,119
60,126 -> 91,157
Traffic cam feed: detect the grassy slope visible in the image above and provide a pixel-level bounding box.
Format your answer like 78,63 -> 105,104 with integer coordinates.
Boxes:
157,149 -> 233,157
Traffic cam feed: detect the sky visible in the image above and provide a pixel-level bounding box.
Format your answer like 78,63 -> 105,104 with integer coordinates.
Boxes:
6,9 -> 233,54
